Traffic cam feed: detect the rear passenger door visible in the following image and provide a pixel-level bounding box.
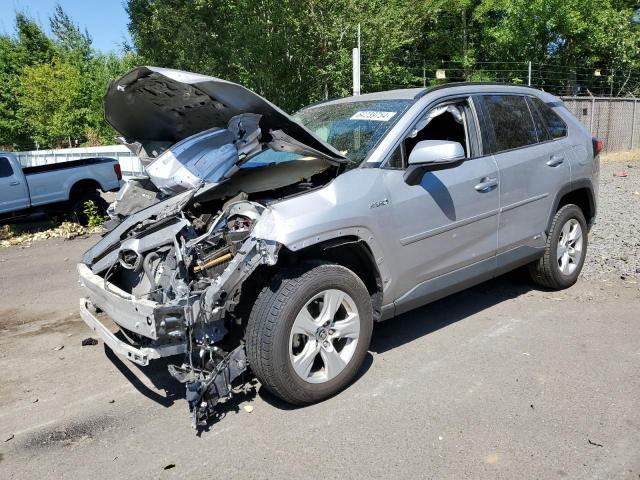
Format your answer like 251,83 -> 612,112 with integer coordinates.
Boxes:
476,94 -> 570,268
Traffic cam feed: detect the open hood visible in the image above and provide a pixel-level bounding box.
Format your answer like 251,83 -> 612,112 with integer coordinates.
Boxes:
105,66 -> 345,164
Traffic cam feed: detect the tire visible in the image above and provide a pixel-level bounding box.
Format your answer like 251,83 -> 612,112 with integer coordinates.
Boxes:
246,262 -> 373,405
70,190 -> 107,226
528,204 -> 588,289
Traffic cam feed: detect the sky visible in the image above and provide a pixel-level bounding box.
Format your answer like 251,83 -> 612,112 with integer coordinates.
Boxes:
0,0 -> 131,52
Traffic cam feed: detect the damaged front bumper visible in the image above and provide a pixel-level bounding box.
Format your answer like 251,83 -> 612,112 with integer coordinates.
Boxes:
79,297 -> 186,366
78,203 -> 280,427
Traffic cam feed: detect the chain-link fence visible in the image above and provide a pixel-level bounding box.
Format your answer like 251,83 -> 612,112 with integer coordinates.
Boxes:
561,97 -> 640,153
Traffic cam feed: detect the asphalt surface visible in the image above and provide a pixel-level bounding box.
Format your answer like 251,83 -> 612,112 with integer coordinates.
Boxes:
0,160 -> 639,479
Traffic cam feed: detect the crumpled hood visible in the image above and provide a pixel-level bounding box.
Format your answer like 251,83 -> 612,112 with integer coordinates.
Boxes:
105,66 -> 345,164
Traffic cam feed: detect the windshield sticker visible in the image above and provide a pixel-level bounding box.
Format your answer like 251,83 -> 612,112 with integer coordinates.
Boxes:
350,111 -> 397,122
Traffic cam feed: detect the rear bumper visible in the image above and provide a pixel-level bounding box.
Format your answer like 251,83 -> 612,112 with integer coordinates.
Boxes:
79,298 -> 187,366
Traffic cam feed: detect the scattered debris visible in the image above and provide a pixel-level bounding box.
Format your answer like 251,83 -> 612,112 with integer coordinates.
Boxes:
588,439 -> 604,447
438,435 -> 443,441
530,404 -> 535,410
81,337 -> 98,346
108,399 -> 115,404
32,398 -> 39,403
0,221 -> 102,248
164,464 -> 176,470
522,352 -> 531,356
613,171 -> 628,177
243,405 -> 254,413
53,346 -> 64,351
4,433 -> 14,442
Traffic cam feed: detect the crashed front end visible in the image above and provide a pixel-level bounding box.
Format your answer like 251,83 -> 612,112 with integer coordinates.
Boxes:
78,66 -> 344,427
79,192 -> 278,425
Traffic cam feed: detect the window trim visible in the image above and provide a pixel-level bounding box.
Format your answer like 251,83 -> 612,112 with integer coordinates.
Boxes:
380,95 -> 484,170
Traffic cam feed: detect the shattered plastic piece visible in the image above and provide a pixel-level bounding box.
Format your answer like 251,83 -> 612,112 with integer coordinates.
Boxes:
613,171 -> 628,177
81,337 -> 99,346
243,405 -> 254,413
4,433 -> 14,442
53,345 -> 64,351
164,464 -> 176,470
588,439 -> 604,447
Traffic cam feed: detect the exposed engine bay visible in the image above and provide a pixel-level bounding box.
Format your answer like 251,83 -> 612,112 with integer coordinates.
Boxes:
81,161 -> 338,427
78,66 -> 345,427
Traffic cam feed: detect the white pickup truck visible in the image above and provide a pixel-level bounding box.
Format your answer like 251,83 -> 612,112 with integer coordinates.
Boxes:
0,152 -> 122,224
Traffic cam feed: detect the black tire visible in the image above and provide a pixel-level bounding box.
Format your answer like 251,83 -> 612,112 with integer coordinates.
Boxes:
528,204 -> 588,289
70,190 -> 107,226
246,262 -> 373,405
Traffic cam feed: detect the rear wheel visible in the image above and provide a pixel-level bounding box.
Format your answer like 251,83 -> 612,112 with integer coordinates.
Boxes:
69,189 -> 107,226
246,262 -> 373,405
528,204 -> 588,289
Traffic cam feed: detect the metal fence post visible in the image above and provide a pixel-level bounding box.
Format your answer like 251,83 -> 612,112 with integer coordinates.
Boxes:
590,97 -> 595,136
631,98 -> 637,151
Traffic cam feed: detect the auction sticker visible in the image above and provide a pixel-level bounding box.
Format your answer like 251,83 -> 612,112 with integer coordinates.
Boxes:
350,111 -> 397,122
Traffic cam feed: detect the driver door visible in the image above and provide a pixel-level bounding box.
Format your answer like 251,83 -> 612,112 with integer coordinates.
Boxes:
378,97 -> 500,313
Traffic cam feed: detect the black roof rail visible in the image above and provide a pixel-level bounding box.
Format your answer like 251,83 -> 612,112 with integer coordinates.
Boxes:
413,81 -> 541,99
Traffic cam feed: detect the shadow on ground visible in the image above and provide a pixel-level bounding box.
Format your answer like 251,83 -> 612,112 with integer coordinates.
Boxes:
371,270 -> 537,354
105,269 -> 539,422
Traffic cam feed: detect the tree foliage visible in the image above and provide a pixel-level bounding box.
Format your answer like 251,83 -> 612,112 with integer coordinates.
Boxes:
1,1 -> 640,149
128,0 -> 640,108
0,7 -> 138,150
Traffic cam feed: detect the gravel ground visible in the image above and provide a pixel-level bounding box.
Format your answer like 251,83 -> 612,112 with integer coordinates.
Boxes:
582,158 -> 640,280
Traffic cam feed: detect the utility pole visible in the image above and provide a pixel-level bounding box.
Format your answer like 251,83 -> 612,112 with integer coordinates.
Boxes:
528,61 -> 532,86
353,23 -> 361,96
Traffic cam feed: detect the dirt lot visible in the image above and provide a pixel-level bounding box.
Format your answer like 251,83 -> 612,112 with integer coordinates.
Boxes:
0,160 -> 639,479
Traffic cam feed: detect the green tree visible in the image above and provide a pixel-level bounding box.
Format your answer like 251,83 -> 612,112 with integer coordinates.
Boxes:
16,58 -> 87,148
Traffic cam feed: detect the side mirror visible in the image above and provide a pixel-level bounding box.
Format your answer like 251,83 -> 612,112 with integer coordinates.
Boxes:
408,140 -> 465,166
404,140 -> 465,186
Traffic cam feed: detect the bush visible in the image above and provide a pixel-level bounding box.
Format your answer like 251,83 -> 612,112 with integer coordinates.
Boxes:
82,200 -> 108,227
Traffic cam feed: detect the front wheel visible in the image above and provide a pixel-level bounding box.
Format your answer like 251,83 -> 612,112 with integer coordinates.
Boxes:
246,262 -> 373,405
528,204 -> 588,289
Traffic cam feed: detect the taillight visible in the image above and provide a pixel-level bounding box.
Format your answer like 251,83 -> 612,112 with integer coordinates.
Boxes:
114,163 -> 122,181
592,138 -> 603,157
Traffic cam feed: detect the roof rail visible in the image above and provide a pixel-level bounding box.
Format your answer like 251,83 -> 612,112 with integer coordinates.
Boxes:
414,81 -> 540,99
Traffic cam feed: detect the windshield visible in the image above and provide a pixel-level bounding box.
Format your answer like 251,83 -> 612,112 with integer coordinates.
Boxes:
242,99 -> 412,169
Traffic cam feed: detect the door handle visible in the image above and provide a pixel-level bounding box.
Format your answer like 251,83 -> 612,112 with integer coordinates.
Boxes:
546,155 -> 564,167
474,177 -> 498,192
9,181 -> 20,186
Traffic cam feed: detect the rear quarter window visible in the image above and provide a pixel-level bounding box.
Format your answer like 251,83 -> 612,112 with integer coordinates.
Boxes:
0,157 -> 14,178
479,95 -> 538,153
529,97 -> 568,139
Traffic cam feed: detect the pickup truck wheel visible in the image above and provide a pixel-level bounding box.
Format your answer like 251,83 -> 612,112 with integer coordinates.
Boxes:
70,190 -> 106,226
528,204 -> 588,289
246,262 -> 373,406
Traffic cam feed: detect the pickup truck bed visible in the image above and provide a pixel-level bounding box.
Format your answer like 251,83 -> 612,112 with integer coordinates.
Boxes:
0,153 -> 122,224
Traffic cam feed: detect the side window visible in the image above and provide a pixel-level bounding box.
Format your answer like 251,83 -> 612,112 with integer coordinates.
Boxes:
530,97 -> 568,139
526,97 -> 551,142
479,95 -> 538,153
0,157 -> 14,178
384,98 -> 475,168
386,144 -> 404,169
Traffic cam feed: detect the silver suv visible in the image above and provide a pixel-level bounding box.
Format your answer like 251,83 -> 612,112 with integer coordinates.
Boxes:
79,67 -> 599,425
